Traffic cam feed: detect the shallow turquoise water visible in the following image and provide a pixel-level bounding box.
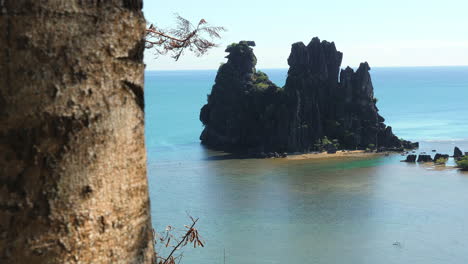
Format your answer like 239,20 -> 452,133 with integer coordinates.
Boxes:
145,67 -> 468,264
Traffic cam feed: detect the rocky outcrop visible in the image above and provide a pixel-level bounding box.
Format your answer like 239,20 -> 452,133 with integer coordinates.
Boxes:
200,38 -> 418,154
454,147 -> 463,158
417,155 -> 433,162
434,153 -> 449,162
404,155 -> 417,162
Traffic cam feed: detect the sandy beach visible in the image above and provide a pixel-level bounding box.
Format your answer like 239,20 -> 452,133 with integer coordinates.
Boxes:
286,150 -> 386,160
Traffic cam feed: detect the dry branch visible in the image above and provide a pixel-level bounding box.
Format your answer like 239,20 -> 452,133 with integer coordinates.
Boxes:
153,216 -> 204,264
146,15 -> 225,60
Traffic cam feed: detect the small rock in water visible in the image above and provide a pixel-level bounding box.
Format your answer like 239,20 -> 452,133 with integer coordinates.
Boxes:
417,154 -> 433,162
432,149 -> 437,152
454,146 -> 463,158
392,241 -> 401,246
404,154 -> 417,162
434,153 -> 449,162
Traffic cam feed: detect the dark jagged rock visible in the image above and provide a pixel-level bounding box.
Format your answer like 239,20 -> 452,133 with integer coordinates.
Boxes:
434,153 -> 449,162
404,155 -> 417,162
454,147 -> 463,158
326,144 -> 338,154
417,155 -> 433,162
200,38 -> 418,153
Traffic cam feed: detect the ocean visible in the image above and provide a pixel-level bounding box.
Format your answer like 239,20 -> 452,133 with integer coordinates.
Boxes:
145,67 -> 468,264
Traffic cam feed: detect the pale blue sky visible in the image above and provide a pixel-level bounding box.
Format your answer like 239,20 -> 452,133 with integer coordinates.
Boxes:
144,0 -> 468,70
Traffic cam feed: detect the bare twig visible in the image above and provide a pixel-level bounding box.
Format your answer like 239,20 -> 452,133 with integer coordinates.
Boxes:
146,14 -> 225,60
153,216 -> 204,264
163,218 -> 198,264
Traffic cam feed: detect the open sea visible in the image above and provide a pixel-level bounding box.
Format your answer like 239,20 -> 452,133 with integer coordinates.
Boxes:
145,66 -> 468,264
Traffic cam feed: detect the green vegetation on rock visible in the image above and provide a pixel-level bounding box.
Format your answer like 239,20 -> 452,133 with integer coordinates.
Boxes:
254,82 -> 269,89
456,156 -> 468,170
314,136 -> 340,152
255,70 -> 269,82
253,71 -> 276,90
435,157 -> 448,165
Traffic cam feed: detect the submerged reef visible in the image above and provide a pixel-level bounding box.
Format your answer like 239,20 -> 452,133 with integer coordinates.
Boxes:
200,38 -> 418,154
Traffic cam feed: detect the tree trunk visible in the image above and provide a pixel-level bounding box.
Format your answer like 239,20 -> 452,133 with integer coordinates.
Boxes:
0,1 -> 153,263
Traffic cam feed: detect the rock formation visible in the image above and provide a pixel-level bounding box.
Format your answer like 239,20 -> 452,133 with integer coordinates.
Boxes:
454,146 -> 463,158
404,155 -> 417,162
434,153 -> 449,161
200,38 -> 418,154
417,155 -> 433,162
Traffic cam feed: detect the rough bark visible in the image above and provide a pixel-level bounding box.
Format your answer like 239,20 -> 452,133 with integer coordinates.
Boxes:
0,1 -> 153,263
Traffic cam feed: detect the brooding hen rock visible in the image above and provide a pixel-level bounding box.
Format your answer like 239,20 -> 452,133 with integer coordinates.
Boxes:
200,38 -> 417,154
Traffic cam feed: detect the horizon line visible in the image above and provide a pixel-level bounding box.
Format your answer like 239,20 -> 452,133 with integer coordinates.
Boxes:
146,65 -> 468,71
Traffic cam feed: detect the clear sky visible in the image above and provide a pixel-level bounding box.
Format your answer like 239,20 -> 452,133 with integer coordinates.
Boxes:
143,0 -> 468,70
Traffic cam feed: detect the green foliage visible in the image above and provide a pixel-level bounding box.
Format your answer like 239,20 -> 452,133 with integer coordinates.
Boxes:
435,157 -> 448,165
456,156 -> 468,170
314,136 -> 340,152
332,139 -> 340,150
252,71 -> 272,90
372,97 -> 378,104
255,83 -> 269,89
321,136 -> 332,145
368,144 -> 376,149
227,42 -> 238,49
255,71 -> 269,83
